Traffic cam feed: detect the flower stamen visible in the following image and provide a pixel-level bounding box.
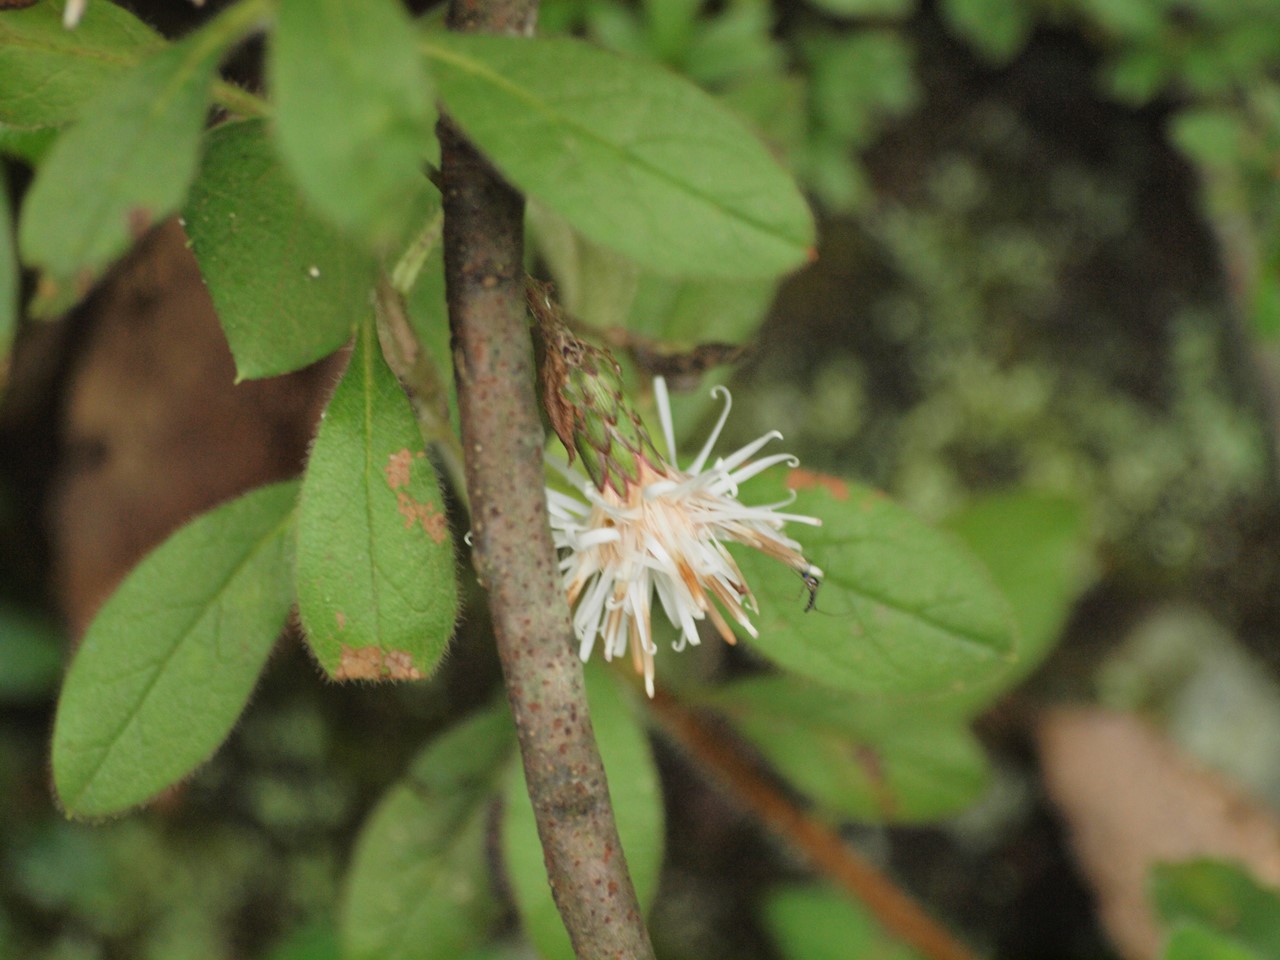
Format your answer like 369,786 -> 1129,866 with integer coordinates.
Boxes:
547,374 -> 822,695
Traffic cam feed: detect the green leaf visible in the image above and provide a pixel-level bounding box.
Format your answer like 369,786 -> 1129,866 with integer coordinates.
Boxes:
18,31 -> 218,290
623,263 -> 776,429
1252,262 -> 1280,342
737,470 -> 1018,696
1074,0 -> 1165,39
707,675 -> 990,822
0,602 -> 64,702
642,0 -> 701,62
936,492 -> 1093,714
0,122 -> 57,164
766,885 -> 925,960
270,0 -> 436,246
680,1 -> 782,87
939,0 -> 1033,63
502,664 -> 663,960
0,0 -> 162,129
1164,924 -> 1266,960
340,703 -> 514,960
50,480 -> 299,817
627,269 -> 775,408
424,33 -> 814,279
1105,47 -> 1172,105
805,32 -> 919,143
1170,108 -> 1248,169
1152,860 -> 1280,960
265,924 -> 341,960
628,271 -> 774,345
295,318 -> 458,681
527,201 -> 641,331
185,119 -> 378,380
802,0 -> 914,18
0,164 -> 14,361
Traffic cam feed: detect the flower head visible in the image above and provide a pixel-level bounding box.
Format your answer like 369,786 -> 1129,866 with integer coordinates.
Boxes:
546,376 -> 822,696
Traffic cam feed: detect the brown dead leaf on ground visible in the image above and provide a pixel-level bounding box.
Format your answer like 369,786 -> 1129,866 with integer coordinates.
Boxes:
1038,707 -> 1280,960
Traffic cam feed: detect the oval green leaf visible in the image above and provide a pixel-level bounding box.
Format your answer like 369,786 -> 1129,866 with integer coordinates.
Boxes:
736,470 -> 1017,696
707,675 -> 989,822
937,491 -> 1093,715
939,0 -> 1033,63
341,703 -> 514,960
51,480 -> 299,818
18,31 -> 218,287
0,0 -> 162,129
424,33 -> 815,279
1165,924 -> 1265,960
270,0 -> 436,246
767,885 -> 926,960
502,664 -> 663,960
1152,859 -> 1280,958
185,120 -> 378,380
295,318 -> 458,680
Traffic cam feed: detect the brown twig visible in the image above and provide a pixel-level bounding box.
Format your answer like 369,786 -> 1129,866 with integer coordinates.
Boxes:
438,1 -> 655,956
647,690 -> 983,960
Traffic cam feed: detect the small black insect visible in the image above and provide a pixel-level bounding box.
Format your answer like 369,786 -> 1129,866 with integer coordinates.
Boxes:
799,563 -> 824,613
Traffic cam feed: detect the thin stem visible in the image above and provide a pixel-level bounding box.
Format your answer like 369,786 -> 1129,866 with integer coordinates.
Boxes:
198,0 -> 273,118
390,207 -> 445,296
439,2 -> 655,959
647,690 -> 983,960
211,79 -> 269,118
373,275 -> 469,507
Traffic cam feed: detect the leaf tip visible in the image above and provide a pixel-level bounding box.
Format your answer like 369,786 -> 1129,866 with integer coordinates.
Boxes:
336,645 -> 426,682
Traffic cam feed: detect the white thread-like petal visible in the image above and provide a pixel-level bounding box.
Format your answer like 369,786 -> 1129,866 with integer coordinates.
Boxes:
545,381 -> 821,696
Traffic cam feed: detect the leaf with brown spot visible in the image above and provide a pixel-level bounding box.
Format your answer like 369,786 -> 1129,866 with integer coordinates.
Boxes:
337,645 -> 425,681
384,449 -> 414,490
296,317 -> 458,681
393,490 -> 449,543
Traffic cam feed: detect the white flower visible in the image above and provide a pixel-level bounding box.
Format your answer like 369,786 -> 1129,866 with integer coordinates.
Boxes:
546,377 -> 822,697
